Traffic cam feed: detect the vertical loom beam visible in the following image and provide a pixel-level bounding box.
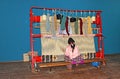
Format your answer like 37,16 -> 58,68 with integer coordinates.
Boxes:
96,12 -> 104,58
30,8 -> 35,70
30,7 -> 42,71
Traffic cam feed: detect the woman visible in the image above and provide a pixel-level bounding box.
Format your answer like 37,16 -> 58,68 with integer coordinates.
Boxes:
65,37 -> 83,70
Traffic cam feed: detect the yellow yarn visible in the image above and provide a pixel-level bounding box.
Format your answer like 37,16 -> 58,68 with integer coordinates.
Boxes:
87,16 -> 92,34
54,14 -> 57,31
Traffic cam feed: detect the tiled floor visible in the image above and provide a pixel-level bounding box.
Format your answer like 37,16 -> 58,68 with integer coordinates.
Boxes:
0,54 -> 120,79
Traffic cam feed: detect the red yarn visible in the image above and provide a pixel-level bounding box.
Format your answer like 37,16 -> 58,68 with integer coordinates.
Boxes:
65,17 -> 69,36
79,18 -> 83,35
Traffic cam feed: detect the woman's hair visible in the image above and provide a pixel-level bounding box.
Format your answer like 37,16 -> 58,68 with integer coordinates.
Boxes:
68,37 -> 75,52
68,37 -> 75,44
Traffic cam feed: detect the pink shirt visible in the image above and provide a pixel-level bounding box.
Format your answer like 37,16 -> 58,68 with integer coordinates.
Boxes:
65,45 -> 79,59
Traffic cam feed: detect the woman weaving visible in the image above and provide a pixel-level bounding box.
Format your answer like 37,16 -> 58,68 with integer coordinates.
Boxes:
65,37 -> 83,70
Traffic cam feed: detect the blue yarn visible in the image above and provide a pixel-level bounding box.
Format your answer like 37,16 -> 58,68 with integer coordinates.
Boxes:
91,62 -> 100,67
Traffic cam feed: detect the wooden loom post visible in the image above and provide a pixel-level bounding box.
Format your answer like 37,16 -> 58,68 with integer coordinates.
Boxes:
30,8 -> 35,70
30,6 -> 42,71
96,12 -> 104,58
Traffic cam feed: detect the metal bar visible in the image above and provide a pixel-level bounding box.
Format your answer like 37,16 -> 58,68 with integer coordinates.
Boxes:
30,6 -> 102,13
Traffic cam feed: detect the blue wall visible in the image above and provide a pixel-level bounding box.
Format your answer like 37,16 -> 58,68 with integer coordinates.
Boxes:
0,0 -> 120,62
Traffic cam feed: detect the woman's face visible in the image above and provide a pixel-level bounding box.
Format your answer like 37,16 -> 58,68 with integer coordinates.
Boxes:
70,42 -> 75,46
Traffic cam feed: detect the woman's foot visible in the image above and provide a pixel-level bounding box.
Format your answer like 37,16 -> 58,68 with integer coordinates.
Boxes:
67,68 -> 72,72
76,63 -> 78,67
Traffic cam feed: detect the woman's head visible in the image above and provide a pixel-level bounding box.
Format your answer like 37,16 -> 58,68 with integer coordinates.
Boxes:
68,37 -> 75,45
68,37 -> 75,52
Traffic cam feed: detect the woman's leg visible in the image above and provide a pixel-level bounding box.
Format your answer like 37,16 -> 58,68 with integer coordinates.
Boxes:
65,56 -> 72,70
72,55 -> 84,66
